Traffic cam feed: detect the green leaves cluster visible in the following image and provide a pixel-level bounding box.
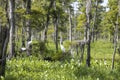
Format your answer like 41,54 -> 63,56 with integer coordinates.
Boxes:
5,55 -> 120,80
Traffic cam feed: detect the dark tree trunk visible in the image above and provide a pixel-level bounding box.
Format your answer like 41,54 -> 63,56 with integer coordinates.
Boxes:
0,26 -> 9,76
21,0 -> 26,48
86,0 -> 92,67
42,0 -> 54,42
54,20 -> 58,51
53,1 -> 58,51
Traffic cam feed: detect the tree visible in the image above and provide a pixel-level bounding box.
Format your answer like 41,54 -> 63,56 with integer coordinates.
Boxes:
42,0 -> 54,42
110,0 -> 119,70
91,0 -> 103,42
25,0 -> 32,56
8,0 -> 15,58
0,0 -> 9,76
86,0 -> 92,67
0,26 -> 9,76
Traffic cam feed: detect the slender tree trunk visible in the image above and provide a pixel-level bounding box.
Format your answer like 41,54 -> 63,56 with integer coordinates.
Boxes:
68,7 -> 74,56
54,18 -> 58,51
69,8 -> 72,42
8,0 -> 15,58
53,1 -> 58,51
84,24 -> 87,41
0,0 -> 11,76
42,0 -> 54,42
26,0 -> 32,56
0,26 -> 9,76
21,0 -> 26,47
73,10 -> 77,40
86,0 -> 92,67
111,14 -> 118,70
92,0 -> 98,42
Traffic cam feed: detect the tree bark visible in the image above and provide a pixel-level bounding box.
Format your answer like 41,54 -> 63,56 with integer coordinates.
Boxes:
53,0 -> 58,51
26,0 -> 32,56
86,0 -> 92,67
21,0 -> 26,48
111,14 -> 118,70
0,26 -> 9,76
69,8 -> 72,42
92,0 -> 98,42
8,0 -> 15,58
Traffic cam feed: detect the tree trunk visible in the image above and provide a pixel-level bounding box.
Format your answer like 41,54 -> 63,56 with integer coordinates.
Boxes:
84,24 -> 87,41
26,0 -> 32,56
21,0 -> 26,48
80,42 -> 85,62
73,10 -> 77,40
42,0 -> 54,42
8,0 -> 15,59
111,14 -> 118,70
69,8 -> 72,42
86,0 -> 92,67
53,1 -> 58,51
0,26 -> 9,76
92,0 -> 98,42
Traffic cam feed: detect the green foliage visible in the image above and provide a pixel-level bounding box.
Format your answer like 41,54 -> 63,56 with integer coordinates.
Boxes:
3,40 -> 120,80
5,57 -> 77,80
5,55 -> 120,80
77,13 -> 86,31
32,41 -> 48,56
100,0 -> 120,37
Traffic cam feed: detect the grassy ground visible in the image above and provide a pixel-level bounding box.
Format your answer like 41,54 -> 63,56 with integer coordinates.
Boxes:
4,40 -> 120,80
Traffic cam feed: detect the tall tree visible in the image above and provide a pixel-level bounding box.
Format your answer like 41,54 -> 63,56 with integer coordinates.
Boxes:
53,0 -> 59,51
26,0 -> 32,56
21,0 -> 26,48
0,26 -> 9,76
86,0 -> 92,67
111,14 -> 118,70
0,0 -> 9,76
111,0 -> 119,70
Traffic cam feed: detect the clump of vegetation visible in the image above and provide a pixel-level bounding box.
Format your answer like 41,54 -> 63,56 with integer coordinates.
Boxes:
4,56 -> 120,80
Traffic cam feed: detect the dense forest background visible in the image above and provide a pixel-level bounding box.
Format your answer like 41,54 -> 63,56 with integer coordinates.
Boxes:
0,0 -> 120,79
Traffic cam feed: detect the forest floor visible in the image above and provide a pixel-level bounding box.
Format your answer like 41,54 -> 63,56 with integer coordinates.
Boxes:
5,40 -> 120,80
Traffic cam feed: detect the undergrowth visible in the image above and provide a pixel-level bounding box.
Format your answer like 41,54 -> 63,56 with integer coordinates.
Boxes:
3,40 -> 120,80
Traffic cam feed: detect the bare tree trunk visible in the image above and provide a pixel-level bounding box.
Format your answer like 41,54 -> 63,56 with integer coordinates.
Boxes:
53,0 -> 58,51
21,0 -> 26,48
26,0 -> 32,56
86,0 -> 92,67
69,8 -> 72,42
0,0 -> 10,76
8,0 -> 15,58
73,4 -> 77,40
0,26 -> 9,76
84,24 -> 87,41
111,14 -> 118,70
